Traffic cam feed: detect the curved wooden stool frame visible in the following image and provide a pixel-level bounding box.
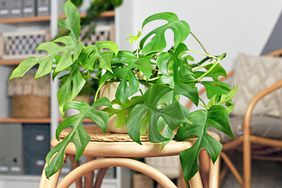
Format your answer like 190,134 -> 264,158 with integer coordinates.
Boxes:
186,49 -> 282,188
40,132 -> 220,188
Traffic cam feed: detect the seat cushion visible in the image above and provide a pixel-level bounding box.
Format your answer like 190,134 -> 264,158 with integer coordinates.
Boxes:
232,53 -> 282,117
215,115 -> 282,143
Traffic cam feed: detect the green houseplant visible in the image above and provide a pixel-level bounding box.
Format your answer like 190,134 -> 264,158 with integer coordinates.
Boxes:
10,0 -> 236,182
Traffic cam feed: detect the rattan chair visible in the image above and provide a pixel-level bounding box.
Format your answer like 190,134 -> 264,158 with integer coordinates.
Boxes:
39,126 -> 220,188
186,49 -> 282,188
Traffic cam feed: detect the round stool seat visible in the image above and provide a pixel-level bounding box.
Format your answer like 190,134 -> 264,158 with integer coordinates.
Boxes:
53,125 -> 193,158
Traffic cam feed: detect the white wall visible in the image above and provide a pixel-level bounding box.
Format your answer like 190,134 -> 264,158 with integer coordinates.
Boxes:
116,0 -> 282,71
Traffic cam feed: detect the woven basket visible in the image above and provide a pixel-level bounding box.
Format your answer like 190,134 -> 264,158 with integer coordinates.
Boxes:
11,95 -> 50,118
8,73 -> 50,118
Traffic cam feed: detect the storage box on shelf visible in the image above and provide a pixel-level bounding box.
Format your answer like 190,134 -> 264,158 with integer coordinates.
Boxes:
36,0 -> 50,16
0,0 -> 10,18
23,124 -> 50,175
22,0 -> 35,17
0,30 -> 49,60
0,124 -> 23,175
8,0 -> 22,18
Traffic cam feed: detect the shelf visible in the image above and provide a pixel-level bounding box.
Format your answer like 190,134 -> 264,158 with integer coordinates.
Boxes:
0,59 -> 22,66
0,175 -> 41,181
0,117 -> 51,124
0,117 -> 94,124
0,11 -> 115,24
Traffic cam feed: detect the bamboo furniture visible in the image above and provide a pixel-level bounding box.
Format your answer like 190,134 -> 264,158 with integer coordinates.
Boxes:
39,126 -> 220,188
186,49 -> 282,188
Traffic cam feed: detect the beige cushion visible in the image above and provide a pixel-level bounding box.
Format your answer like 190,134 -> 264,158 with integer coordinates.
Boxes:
232,53 -> 282,117
216,116 -> 282,143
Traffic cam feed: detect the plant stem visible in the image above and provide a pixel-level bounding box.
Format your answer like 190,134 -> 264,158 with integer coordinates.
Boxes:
188,49 -> 218,60
148,76 -> 159,81
94,83 -> 104,102
199,98 -> 207,108
190,32 -> 209,54
192,60 -> 216,71
197,61 -> 219,81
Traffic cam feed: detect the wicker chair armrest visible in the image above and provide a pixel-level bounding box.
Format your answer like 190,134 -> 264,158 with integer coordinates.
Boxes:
243,80 -> 282,136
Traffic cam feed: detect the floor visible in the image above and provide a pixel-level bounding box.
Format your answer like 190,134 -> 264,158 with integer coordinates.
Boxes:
221,157 -> 282,188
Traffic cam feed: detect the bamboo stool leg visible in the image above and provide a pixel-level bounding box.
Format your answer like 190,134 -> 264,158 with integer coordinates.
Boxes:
189,172 -> 203,188
199,150 -> 210,188
69,155 -> 82,188
84,157 -> 95,188
178,169 -> 187,188
40,155 -> 69,188
209,156 -> 220,188
58,158 -> 177,188
93,168 -> 109,188
39,163 -> 62,188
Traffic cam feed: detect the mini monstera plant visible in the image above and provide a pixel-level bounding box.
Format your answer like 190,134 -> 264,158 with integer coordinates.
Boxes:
10,0 -> 236,182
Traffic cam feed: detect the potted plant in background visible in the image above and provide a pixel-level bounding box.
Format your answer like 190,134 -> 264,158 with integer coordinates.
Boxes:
10,0 -> 236,182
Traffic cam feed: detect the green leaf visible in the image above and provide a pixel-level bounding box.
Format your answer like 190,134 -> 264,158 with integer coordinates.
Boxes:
113,51 -> 153,102
10,57 -> 38,79
207,105 -> 233,137
45,99 -> 111,177
53,36 -> 83,72
61,0 -> 81,38
127,84 -> 187,143
10,35 -> 82,80
57,67 -> 86,113
174,82 -> 199,105
156,51 -> 198,105
175,110 -> 223,181
156,52 -> 174,85
81,41 -> 118,72
173,60 -> 198,105
207,86 -> 238,113
106,96 -> 143,128
140,12 -> 190,54
45,137 -> 69,177
205,63 -> 227,79
202,81 -> 230,99
127,104 -> 148,144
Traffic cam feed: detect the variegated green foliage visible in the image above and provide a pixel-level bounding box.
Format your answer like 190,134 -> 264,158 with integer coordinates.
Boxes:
9,0 -> 236,182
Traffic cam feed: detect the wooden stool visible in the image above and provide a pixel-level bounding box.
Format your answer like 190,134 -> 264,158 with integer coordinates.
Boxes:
40,126 -> 220,188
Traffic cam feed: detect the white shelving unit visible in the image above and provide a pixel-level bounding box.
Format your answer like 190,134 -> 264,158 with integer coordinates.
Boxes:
0,0 -> 130,187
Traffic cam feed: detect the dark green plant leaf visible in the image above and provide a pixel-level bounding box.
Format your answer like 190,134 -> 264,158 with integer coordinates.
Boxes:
202,81 -> 230,99
205,63 -> 227,79
156,51 -> 198,105
106,96 -> 143,128
45,99 -> 111,177
175,110 -> 222,181
81,41 -> 118,72
207,105 -> 233,137
140,12 -> 190,54
207,86 -> 238,113
112,51 -> 153,102
173,60 -> 198,105
127,84 -> 187,143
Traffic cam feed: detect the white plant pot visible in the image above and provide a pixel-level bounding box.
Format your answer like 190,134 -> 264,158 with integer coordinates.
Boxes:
100,82 -> 128,134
